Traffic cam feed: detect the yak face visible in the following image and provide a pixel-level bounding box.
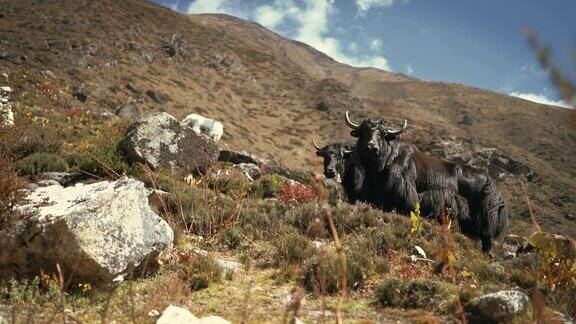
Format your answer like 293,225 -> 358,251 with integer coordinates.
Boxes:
345,111 -> 408,172
351,119 -> 399,171
315,143 -> 354,182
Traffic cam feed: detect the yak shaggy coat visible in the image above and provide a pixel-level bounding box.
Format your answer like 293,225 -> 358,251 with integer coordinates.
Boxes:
346,114 -> 508,253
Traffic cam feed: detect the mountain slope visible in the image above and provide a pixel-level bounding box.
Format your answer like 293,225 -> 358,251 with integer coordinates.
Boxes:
0,0 -> 574,237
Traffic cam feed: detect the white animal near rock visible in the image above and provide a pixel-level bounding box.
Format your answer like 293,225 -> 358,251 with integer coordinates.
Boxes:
182,113 -> 224,142
0,177 -> 174,286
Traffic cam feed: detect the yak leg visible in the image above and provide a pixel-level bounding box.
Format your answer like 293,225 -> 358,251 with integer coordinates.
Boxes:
481,236 -> 494,257
388,166 -> 418,215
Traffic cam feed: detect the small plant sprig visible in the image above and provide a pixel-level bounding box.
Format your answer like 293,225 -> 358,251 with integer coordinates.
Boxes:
409,203 -> 423,235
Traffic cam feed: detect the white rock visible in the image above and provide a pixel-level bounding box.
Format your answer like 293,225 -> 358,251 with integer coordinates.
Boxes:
216,259 -> 242,273
293,317 -> 305,324
0,86 -> 12,93
157,306 -> 198,324
465,290 -> 529,322
156,306 -> 230,324
0,104 -> 14,126
233,163 -> 260,181
1,177 -> 173,285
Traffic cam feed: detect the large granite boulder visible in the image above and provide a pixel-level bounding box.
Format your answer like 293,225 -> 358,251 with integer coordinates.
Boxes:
117,112 -> 219,176
0,177 -> 173,286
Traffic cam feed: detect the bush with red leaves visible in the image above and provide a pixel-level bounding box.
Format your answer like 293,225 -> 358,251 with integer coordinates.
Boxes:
277,181 -> 319,205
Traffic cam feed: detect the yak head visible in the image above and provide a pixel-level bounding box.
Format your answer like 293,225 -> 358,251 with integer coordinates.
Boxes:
345,111 -> 407,171
313,139 -> 354,182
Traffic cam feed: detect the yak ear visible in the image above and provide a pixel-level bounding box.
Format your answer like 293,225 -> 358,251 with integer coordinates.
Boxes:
350,130 -> 359,137
315,150 -> 323,157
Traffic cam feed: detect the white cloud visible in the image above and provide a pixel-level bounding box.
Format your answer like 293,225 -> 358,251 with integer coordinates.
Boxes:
356,0 -> 406,15
187,0 -> 246,17
509,92 -> 571,109
187,0 -> 224,13
370,39 -> 382,50
254,5 -> 285,29
348,42 -> 358,53
406,63 -> 414,75
188,0 -> 392,71
254,0 -> 299,29
520,64 -> 547,79
279,0 -> 391,70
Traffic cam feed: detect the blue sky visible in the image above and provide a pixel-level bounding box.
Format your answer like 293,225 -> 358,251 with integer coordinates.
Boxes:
153,0 -> 576,108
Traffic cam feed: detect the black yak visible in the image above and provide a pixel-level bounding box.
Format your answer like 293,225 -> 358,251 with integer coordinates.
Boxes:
313,140 -> 366,203
312,139 -> 469,226
344,111 -> 508,253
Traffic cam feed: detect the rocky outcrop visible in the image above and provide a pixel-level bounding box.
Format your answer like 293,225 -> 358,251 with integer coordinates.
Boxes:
218,149 -> 312,184
72,84 -> 88,102
218,149 -> 268,165
0,177 -> 173,286
208,53 -> 242,73
233,163 -> 261,181
117,112 -> 219,176
146,89 -> 169,104
116,99 -> 143,120
465,290 -> 529,323
415,137 -> 539,181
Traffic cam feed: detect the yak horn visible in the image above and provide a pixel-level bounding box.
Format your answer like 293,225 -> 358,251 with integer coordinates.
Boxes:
312,138 -> 322,151
345,111 -> 360,129
387,119 -> 408,135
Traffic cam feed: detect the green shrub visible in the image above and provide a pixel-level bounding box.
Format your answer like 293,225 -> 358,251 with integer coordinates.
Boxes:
0,158 -> 27,229
273,229 -> 315,265
234,200 -> 285,241
16,152 -> 69,176
375,277 -> 441,309
281,203 -> 326,237
218,226 -> 245,250
68,143 -> 129,179
303,247 -> 374,294
8,127 -> 61,158
208,172 -> 252,199
166,184 -> 236,236
331,203 -> 384,235
510,270 -> 537,289
176,254 -> 222,291
375,277 -> 405,307
251,174 -> 283,198
0,277 -> 61,306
